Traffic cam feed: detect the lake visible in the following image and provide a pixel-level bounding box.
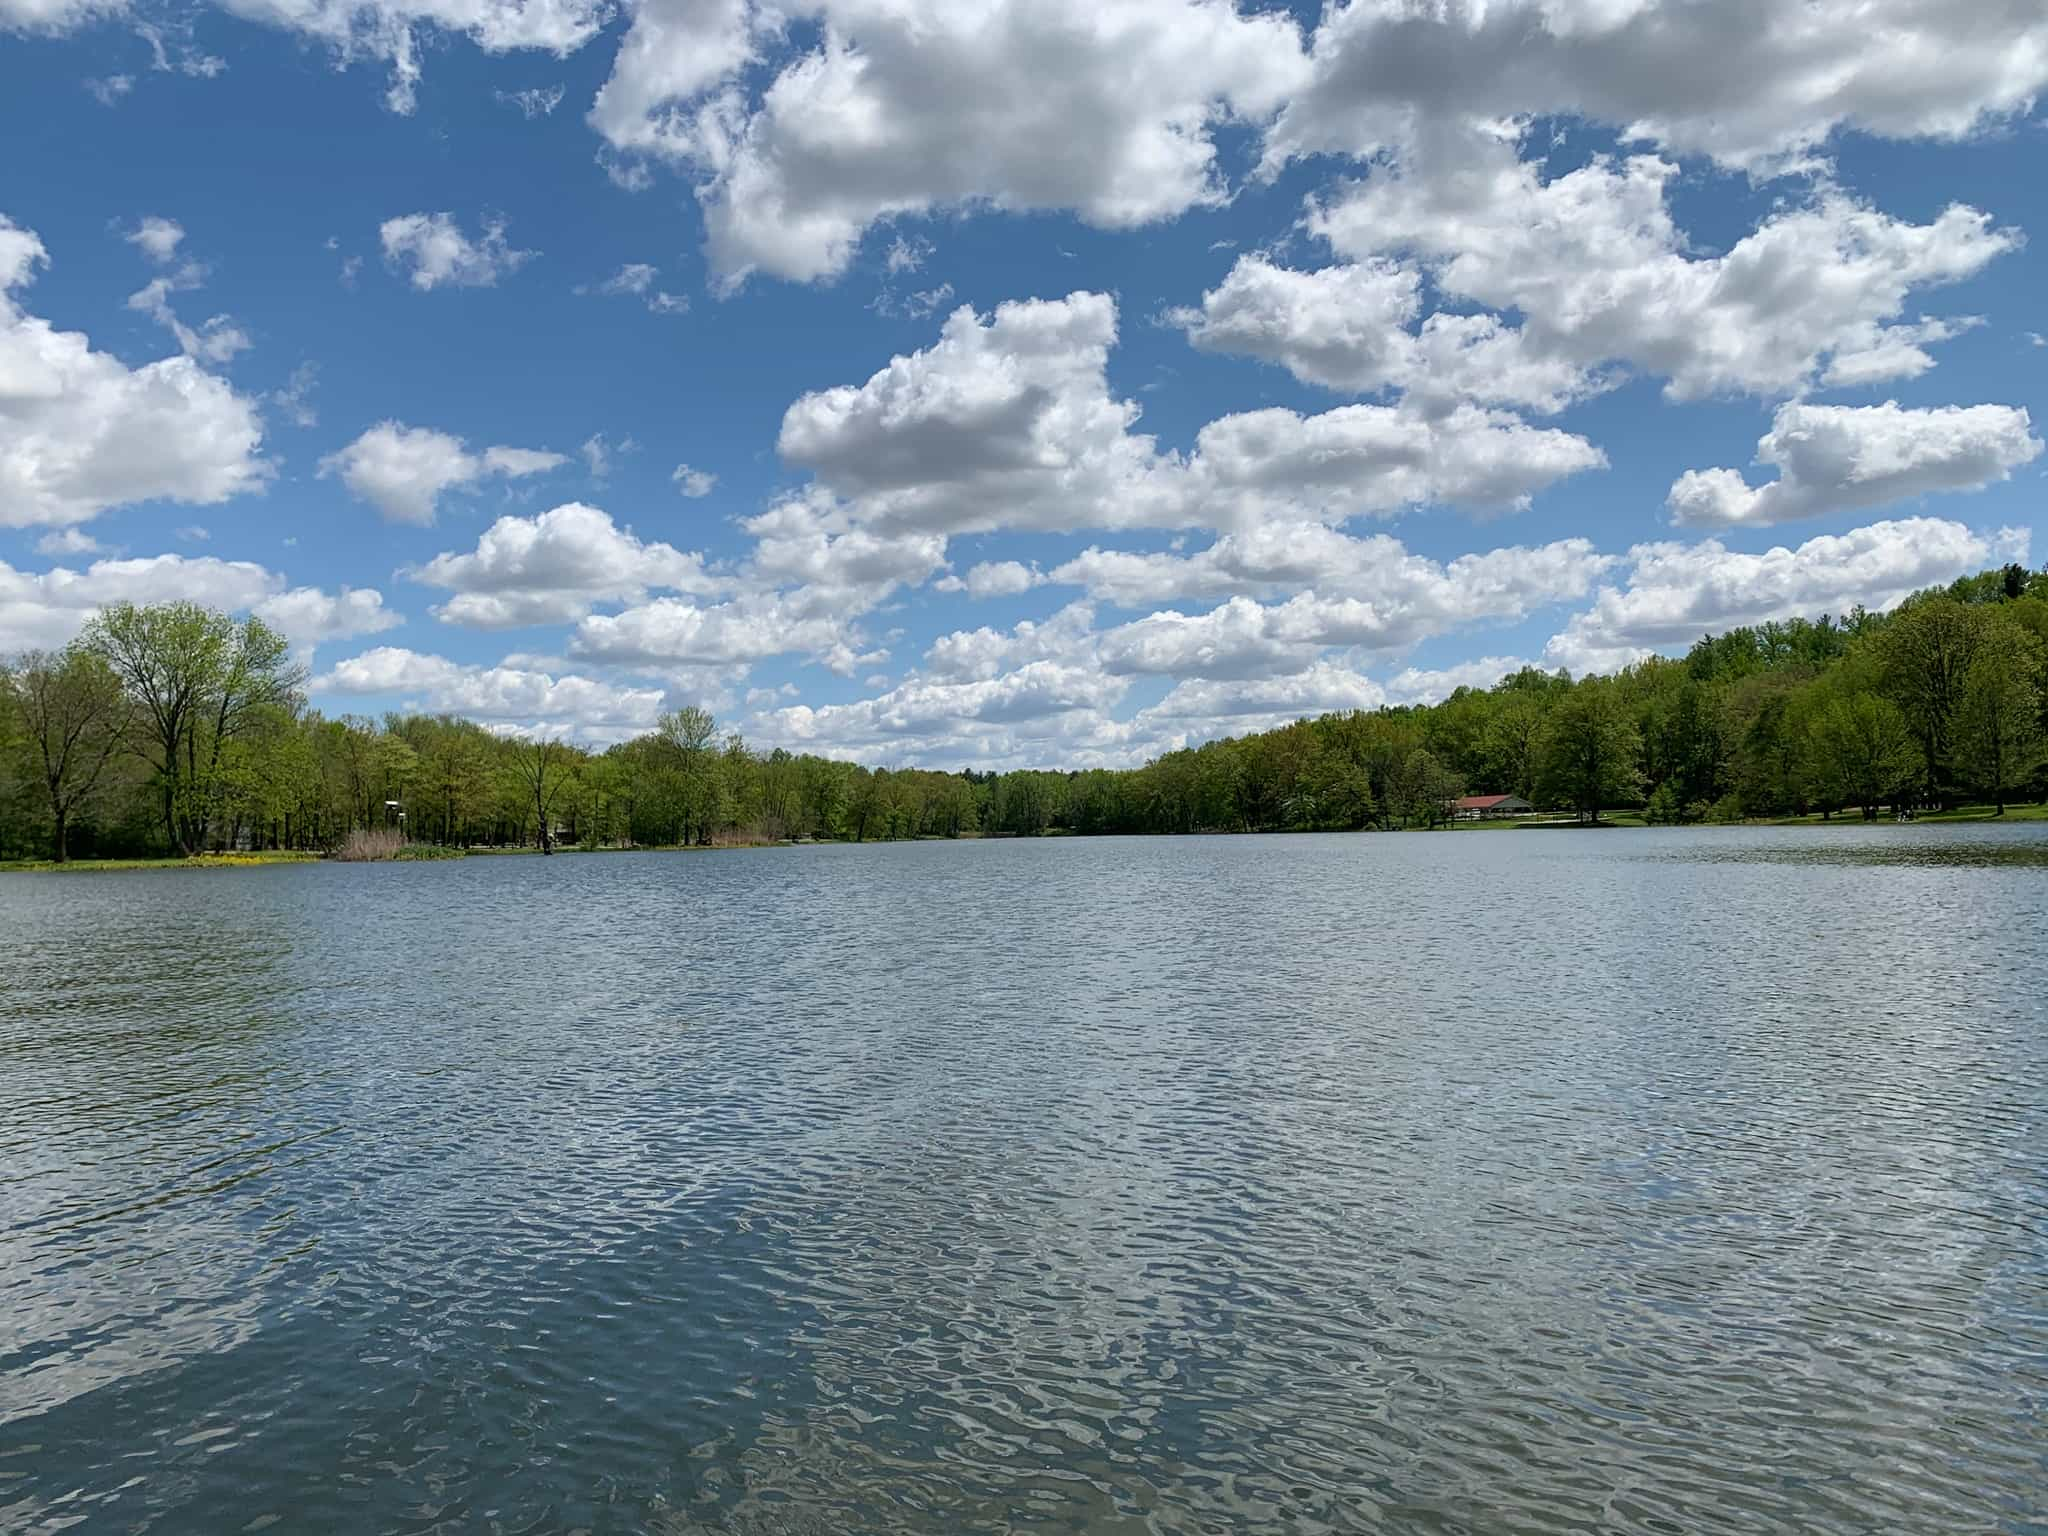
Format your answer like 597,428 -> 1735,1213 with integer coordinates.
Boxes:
3,826 -> 2045,1534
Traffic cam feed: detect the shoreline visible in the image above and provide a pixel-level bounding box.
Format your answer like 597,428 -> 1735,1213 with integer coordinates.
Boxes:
6,803 -> 2044,872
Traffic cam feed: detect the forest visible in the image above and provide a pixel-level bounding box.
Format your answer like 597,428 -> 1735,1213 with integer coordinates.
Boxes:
3,563 -> 2046,863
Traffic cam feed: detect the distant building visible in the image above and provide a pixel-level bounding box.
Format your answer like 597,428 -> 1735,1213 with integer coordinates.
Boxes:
1453,793 -> 1533,820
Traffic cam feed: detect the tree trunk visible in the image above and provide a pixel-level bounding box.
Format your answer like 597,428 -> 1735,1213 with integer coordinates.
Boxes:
53,808 -> 68,864
163,781 -> 185,857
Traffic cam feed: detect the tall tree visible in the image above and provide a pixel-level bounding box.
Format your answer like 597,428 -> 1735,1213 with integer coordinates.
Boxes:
86,602 -> 304,854
1954,616 -> 2045,815
510,735 -> 574,853
1877,597 -> 1983,806
1805,693 -> 1918,820
6,646 -> 132,862
658,705 -> 719,845
1537,685 -> 1643,823
1484,688 -> 1549,801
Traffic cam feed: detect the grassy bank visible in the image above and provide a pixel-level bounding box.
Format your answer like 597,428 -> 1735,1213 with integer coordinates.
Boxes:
6,804 -> 2045,870
1442,803 -> 2046,831
0,850 -> 323,873
1752,803 -> 2048,828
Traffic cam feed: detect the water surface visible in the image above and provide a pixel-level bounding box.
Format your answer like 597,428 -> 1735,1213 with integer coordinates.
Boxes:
3,826 -> 2045,1533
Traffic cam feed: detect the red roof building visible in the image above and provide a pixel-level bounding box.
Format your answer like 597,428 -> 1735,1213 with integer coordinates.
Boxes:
1452,793 -> 1534,818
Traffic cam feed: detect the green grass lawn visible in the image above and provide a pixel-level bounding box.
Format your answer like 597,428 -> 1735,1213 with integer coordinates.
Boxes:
1753,802 -> 2048,827
1445,802 -> 2048,831
0,850 -> 324,873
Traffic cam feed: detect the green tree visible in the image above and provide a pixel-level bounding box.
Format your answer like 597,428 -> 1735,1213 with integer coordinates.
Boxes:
510,735 -> 575,853
1537,685 -> 1643,823
1482,688 -> 1549,801
5,645 -> 133,861
658,706 -> 719,844
1805,693 -> 1918,820
1954,616 -> 2045,814
1393,747 -> 1463,828
1877,596 -> 1983,805
86,602 -> 304,854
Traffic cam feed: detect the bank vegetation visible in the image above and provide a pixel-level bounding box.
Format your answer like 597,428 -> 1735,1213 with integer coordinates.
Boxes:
2,563 -> 2045,864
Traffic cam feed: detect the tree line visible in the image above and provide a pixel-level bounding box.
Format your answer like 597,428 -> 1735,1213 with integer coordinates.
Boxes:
2,563 -> 2045,862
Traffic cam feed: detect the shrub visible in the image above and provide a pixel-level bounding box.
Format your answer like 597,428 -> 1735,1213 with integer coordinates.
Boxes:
333,826 -> 404,861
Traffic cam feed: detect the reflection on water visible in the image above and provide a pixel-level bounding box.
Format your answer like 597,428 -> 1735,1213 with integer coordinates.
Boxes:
2,827 -> 2045,1534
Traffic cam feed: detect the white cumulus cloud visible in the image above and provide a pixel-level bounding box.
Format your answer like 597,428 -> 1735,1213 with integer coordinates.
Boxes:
0,216 -> 268,529
1667,400 -> 2042,529
380,212 -> 535,289
313,645 -> 665,741
318,420 -> 566,524
591,0 -> 1311,286
1545,516 -> 2032,674
406,501 -> 720,627
1308,137 -> 2018,401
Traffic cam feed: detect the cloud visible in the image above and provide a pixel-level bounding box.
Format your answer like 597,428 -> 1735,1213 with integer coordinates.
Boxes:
672,463 -> 716,497
1172,253 -> 1595,414
569,593 -> 850,670
579,430 -> 638,479
35,528 -> 104,557
496,82 -> 564,117
551,491 -> 941,675
763,660 -> 1133,758
921,601 -> 1098,682
778,290 -> 1602,537
0,216 -> 268,528
317,420 -> 566,524
585,0 -> 2047,290
1308,137 -> 2018,401
594,261 -> 656,294
1087,557 -> 1600,679
125,215 -> 185,264
3,0 -> 123,31
0,550 -> 389,655
1051,523 -> 1610,624
214,0 -> 610,115
583,260 -> 689,313
379,212 -> 535,289
1545,516 -> 2032,673
253,584 -> 405,647
84,74 -> 132,105
313,646 -> 664,741
934,559 -> 1041,599
1136,661 -> 1387,730
591,0 -> 1310,286
777,291 -> 1167,534
138,20 -> 226,76
1098,596 -> 1327,681
406,501 -> 718,627
0,551 -> 274,650
126,262 -> 253,366
1382,656 -> 1539,706
1667,400 -> 2043,529
269,361 -> 319,427
873,281 -> 956,321
740,492 -> 949,606
1265,0 -> 2048,175
758,515 -> 2029,767
1180,402 -> 1606,525
884,235 -> 931,275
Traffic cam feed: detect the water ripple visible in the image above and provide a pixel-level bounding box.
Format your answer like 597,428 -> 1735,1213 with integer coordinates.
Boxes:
1,828 -> 2044,1533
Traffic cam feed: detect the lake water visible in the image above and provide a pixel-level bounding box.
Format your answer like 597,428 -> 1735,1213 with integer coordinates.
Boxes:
3,826 -> 2045,1535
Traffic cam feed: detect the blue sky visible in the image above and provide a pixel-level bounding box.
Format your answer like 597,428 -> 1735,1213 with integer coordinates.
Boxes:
3,0 -> 2045,766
